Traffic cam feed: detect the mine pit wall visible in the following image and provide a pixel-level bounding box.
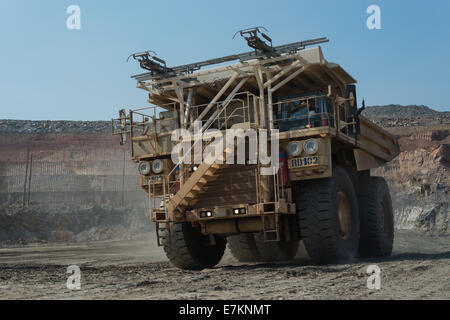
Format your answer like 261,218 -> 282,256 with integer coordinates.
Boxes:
372,127 -> 449,234
0,132 -> 152,244
0,117 -> 448,244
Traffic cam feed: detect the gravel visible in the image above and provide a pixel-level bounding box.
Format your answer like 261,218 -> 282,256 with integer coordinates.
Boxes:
0,120 -> 111,134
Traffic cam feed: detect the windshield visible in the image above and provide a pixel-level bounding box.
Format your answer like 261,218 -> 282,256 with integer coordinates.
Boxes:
276,96 -> 333,132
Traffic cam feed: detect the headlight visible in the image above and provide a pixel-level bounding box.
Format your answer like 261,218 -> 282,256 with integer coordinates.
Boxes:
152,159 -> 164,174
138,161 -> 151,175
233,208 -> 246,215
304,139 -> 319,155
287,141 -> 302,157
200,210 -> 213,218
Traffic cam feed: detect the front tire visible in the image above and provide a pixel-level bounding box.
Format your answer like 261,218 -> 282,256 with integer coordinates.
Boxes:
358,177 -> 394,258
161,222 -> 226,270
293,166 -> 360,264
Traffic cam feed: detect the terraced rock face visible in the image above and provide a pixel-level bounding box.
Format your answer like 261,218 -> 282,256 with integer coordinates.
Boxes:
0,127 -> 151,244
372,124 -> 449,234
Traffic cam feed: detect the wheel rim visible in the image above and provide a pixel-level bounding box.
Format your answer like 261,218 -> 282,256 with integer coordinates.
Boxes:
336,191 -> 352,240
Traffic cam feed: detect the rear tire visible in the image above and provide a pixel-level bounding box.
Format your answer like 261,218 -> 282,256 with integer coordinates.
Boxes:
359,177 -> 394,258
254,233 -> 299,262
293,166 -> 360,264
227,234 -> 261,262
161,222 -> 226,270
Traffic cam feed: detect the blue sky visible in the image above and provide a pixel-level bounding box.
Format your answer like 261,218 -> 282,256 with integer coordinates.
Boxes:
1,0 -> 449,120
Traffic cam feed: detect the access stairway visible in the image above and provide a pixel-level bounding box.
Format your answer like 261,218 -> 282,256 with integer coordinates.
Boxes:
167,160 -> 225,217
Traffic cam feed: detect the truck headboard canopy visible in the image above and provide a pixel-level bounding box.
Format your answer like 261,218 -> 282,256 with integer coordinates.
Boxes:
134,47 -> 357,109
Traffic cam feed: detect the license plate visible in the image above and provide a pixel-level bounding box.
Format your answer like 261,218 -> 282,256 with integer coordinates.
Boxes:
147,175 -> 163,183
289,156 -> 319,169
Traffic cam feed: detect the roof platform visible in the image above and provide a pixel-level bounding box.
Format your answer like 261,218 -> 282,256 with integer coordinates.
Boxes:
133,47 -> 356,109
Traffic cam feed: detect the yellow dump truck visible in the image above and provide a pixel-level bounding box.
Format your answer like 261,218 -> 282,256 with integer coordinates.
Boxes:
113,29 -> 399,269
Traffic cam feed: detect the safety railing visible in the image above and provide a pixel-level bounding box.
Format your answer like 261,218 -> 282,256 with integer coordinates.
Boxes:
113,102 -> 179,132
189,91 -> 259,131
112,102 -> 179,159
163,91 -> 261,200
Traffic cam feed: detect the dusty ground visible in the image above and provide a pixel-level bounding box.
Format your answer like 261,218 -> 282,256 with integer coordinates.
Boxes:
0,230 -> 449,300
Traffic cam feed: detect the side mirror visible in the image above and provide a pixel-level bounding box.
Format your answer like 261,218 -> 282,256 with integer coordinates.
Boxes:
348,92 -> 355,108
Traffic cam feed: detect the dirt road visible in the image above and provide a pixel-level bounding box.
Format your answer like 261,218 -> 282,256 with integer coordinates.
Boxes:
0,230 -> 449,300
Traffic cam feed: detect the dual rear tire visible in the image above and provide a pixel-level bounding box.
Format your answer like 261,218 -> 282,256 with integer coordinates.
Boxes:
228,233 -> 299,263
359,177 -> 394,257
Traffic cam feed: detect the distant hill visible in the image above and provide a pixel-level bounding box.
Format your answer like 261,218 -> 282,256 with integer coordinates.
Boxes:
362,104 -> 449,118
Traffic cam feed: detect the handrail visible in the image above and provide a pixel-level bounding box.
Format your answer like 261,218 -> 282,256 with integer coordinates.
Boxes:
162,92 -> 259,200
166,92 -> 257,179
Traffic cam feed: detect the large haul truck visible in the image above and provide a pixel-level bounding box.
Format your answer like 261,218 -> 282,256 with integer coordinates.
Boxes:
113,29 -> 399,269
